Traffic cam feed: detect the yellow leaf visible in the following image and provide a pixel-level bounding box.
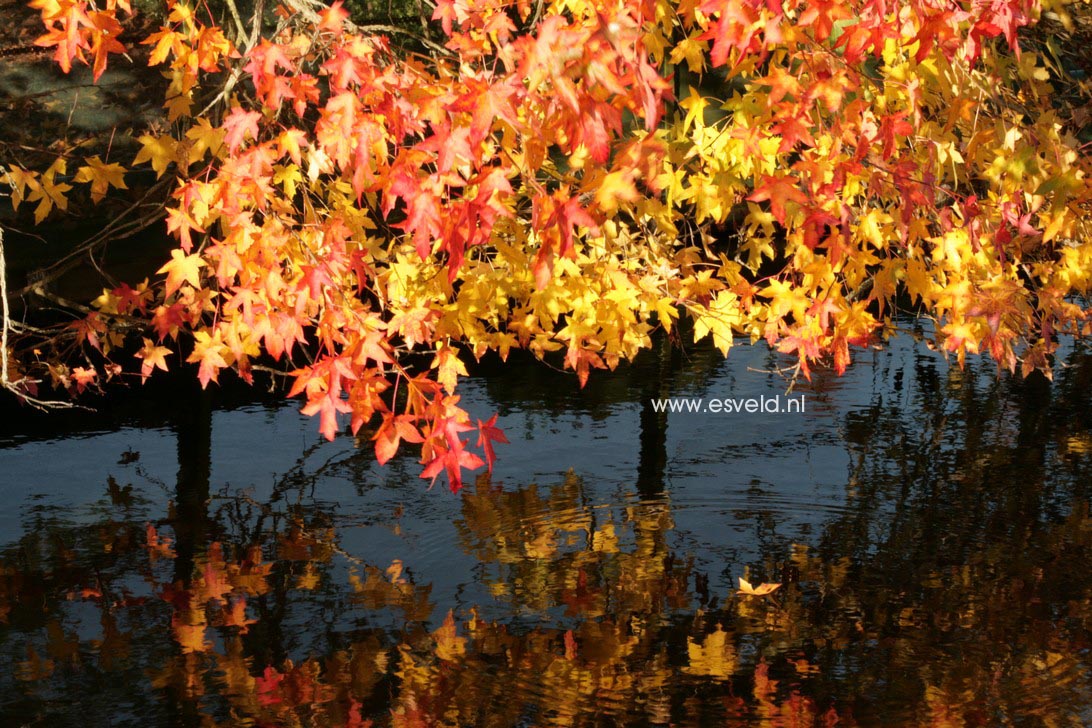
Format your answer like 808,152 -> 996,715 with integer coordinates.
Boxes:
680,88 -> 709,132
594,170 -> 639,213
1041,210 -> 1070,244
693,291 -> 742,356
74,156 -> 128,203
165,91 -> 194,121
741,236 -> 775,271
760,279 -> 809,322
144,27 -> 181,66
272,164 -> 303,199
136,337 -> 172,382
157,249 -> 206,296
856,209 -> 893,249
3,166 -> 39,211
669,35 -> 707,74
278,128 -> 307,166
655,296 -> 679,332
133,134 -> 179,178
25,159 -> 72,223
431,345 -> 468,395
185,117 -> 226,162
737,577 -> 781,597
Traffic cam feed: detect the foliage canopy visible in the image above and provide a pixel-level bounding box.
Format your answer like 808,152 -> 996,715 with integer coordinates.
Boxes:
1,0 -> 1091,488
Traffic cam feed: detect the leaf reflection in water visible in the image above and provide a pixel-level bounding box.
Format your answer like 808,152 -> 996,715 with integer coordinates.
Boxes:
0,460 -> 1089,726
4,340 -> 1092,725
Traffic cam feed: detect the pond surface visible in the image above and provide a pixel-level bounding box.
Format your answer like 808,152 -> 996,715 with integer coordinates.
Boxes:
1,331 -> 1091,726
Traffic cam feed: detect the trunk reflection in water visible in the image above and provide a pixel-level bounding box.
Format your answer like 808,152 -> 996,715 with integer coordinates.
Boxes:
1,335 -> 1091,726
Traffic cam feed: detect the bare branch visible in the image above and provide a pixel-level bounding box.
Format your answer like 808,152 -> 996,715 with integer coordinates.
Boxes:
1,225 -> 9,390
0,224 -> 88,410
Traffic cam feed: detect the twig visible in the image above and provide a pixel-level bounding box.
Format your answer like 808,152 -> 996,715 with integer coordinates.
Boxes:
222,0 -> 249,41
249,0 -> 266,48
0,225 -> 87,410
13,178 -> 171,298
283,0 -> 454,58
1,225 -> 9,388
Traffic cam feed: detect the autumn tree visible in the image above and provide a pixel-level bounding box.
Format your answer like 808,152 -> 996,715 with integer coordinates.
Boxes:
1,0 -> 1090,489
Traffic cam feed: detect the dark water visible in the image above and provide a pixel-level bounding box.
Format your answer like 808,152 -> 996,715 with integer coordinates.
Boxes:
1,331 -> 1091,726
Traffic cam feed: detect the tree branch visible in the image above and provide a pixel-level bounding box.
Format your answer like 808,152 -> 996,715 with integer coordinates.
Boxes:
0,225 -> 86,410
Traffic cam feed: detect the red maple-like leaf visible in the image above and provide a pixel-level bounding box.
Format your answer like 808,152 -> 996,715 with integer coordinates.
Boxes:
748,175 -> 809,225
476,414 -> 508,472
221,107 -> 262,152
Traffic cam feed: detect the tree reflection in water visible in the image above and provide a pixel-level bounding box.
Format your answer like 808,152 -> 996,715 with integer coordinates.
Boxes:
1,343 -> 1092,726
